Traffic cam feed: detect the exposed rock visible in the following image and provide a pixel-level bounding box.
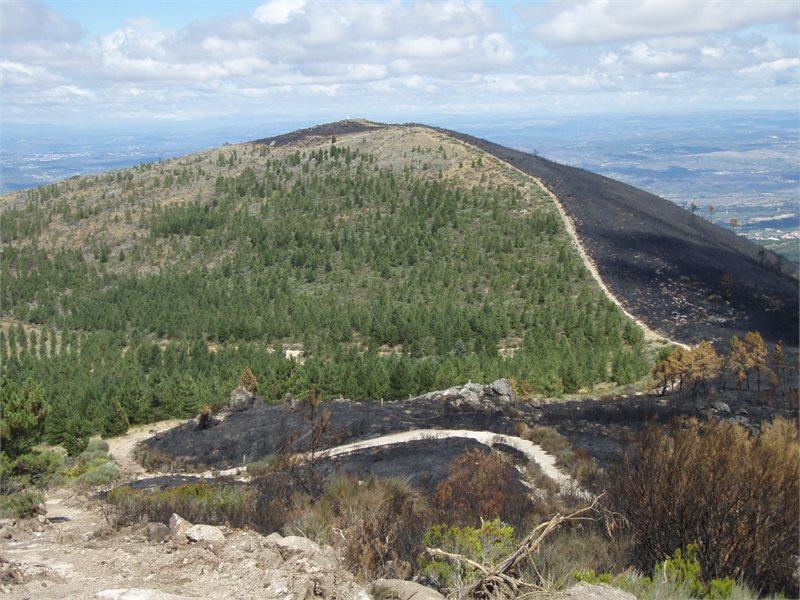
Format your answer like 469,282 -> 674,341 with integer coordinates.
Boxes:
259,532 -> 369,599
711,401 -> 731,414
558,582 -> 637,600
371,578 -> 445,600
168,513 -> 192,539
97,590 -> 192,599
418,380 -> 521,414
145,522 -> 170,544
186,524 -> 224,545
264,532 -> 321,559
229,386 -> 256,412
489,378 -> 517,402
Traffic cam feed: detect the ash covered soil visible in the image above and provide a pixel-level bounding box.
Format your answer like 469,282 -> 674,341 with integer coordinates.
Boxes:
140,382 -> 536,471
139,380 -> 791,480
419,126 -> 800,346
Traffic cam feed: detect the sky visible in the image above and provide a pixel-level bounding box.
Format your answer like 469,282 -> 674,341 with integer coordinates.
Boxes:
1,0 -> 799,129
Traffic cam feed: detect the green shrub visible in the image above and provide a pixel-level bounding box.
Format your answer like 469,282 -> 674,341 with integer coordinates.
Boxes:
11,451 -> 64,487
86,439 -> 110,453
0,490 -> 43,518
107,482 -> 257,528
570,546 -> 755,600
75,462 -> 118,487
422,518 -> 515,592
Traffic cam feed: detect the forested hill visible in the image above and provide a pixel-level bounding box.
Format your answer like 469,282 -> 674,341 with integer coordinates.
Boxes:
1,122 -> 654,446
424,126 -> 799,347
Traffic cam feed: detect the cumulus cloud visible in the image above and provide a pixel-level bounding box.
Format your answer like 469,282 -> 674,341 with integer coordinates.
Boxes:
529,0 -> 800,45
254,0 -> 306,26
0,0 -> 798,122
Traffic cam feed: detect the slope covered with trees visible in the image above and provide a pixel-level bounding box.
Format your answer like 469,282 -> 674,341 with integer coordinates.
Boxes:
433,125 -> 799,346
1,124 -> 649,446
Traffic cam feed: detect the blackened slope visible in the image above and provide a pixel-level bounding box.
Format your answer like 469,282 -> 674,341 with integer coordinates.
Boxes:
252,119 -> 385,147
434,127 -> 798,346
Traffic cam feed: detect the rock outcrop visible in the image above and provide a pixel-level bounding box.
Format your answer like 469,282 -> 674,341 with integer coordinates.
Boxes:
185,524 -> 224,545
371,578 -> 445,600
229,386 -> 256,412
414,378 -> 519,413
558,583 -> 637,600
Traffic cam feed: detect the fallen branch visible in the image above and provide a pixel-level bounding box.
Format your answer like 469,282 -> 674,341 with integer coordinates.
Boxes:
426,495 -> 605,599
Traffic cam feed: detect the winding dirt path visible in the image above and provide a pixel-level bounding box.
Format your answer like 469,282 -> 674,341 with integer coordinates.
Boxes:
102,422 -> 578,490
106,420 -> 185,479
322,428 -> 576,487
442,131 -> 687,349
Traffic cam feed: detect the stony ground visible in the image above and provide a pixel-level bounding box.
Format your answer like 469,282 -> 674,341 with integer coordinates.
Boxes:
1,487 -> 370,599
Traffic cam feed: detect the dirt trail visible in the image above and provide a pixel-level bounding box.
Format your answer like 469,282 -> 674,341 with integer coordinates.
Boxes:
323,428 -> 576,488
441,132 -> 687,349
533,177 -> 686,348
106,420 -> 185,478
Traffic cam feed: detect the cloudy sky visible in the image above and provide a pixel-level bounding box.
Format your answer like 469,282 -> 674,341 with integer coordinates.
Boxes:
1,0 -> 799,127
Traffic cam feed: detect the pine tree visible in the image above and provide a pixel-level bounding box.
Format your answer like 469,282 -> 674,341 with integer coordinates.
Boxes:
0,377 -> 46,459
238,367 -> 259,393
743,331 -> 768,391
103,399 -> 130,438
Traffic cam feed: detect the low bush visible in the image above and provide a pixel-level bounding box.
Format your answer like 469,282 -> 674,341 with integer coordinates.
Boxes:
433,448 -> 532,528
287,475 -> 431,580
75,462 -> 118,488
517,424 -> 572,460
196,405 -> 214,430
86,439 -> 109,453
0,490 -> 43,518
134,446 -> 181,472
108,482 -> 257,528
571,544 -> 759,600
422,518 -> 515,593
245,458 -> 272,478
6,451 -> 63,491
609,418 -> 799,596
526,527 -> 629,590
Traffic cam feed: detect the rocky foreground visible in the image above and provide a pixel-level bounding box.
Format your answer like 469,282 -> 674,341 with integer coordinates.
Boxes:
0,487 -> 633,600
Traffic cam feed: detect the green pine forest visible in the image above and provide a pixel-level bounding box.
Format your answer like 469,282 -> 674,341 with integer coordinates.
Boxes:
1,130 -> 649,445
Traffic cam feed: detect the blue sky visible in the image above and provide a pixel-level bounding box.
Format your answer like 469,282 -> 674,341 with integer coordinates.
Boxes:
2,0 -> 798,129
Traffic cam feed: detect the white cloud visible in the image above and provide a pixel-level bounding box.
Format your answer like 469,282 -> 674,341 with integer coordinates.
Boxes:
0,0 -> 83,42
532,0 -> 799,45
1,0 -> 798,122
254,0 -> 306,26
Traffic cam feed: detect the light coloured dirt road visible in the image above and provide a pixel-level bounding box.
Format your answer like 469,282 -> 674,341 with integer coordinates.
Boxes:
444,132 -> 688,350
323,428 -> 576,488
106,420 -> 185,478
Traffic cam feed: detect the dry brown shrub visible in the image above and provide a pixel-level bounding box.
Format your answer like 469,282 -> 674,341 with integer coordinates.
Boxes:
434,448 -> 533,528
289,475 -> 431,581
609,417 -> 799,596
196,405 -> 213,430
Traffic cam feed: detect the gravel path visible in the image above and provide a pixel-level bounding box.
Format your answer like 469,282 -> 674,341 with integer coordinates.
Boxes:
322,428 -> 576,487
